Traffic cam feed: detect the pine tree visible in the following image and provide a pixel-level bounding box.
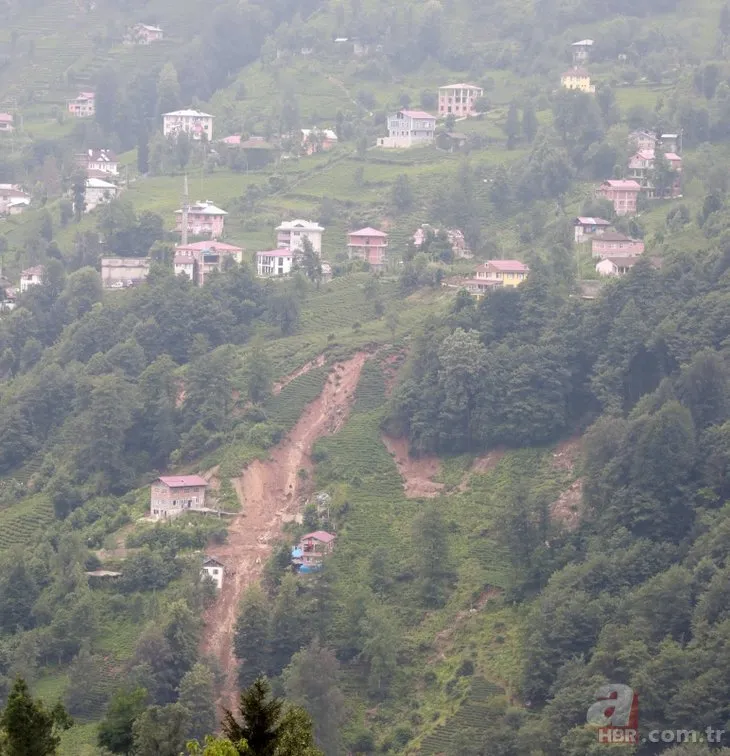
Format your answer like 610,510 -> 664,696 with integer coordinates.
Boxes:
0,678 -> 72,756
222,677 -> 283,756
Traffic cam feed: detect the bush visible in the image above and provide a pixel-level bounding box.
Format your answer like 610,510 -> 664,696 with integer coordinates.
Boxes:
247,422 -> 284,448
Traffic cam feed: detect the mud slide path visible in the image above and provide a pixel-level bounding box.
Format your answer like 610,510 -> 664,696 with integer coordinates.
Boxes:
201,352 -> 369,717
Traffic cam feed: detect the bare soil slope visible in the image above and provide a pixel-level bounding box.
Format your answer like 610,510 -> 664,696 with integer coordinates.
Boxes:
200,353 -> 369,715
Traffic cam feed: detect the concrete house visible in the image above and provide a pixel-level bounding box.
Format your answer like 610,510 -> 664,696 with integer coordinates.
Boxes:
256,249 -> 295,277
150,475 -> 208,520
574,216 -> 611,243
629,130 -> 657,152
347,227 -> 389,269
276,219 -> 324,255
128,23 -> 163,44
378,110 -> 436,148
591,232 -> 644,258
201,556 -> 224,590
85,177 -> 118,210
628,149 -> 682,197
571,39 -> 594,64
20,266 -> 44,293
0,113 -> 14,132
101,257 -> 151,288
292,530 -> 336,573
163,109 -> 214,141
174,240 -> 244,284
413,225 -> 471,258
596,256 -> 639,277
475,260 -> 529,287
597,179 -> 641,216
80,149 -> 118,176
175,200 -> 227,239
438,83 -> 484,117
560,67 -> 595,93
67,92 -> 95,118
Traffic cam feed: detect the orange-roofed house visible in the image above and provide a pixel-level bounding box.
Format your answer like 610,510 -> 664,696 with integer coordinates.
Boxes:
347,227 -> 388,270
475,259 -> 529,287
150,475 -> 209,519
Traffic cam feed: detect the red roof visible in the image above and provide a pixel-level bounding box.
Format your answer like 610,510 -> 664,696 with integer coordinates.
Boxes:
485,259 -> 529,273
301,530 -> 336,543
601,180 -> 641,190
0,113 -> 13,123
349,227 -> 387,237
158,475 -> 208,488
399,109 -> 436,119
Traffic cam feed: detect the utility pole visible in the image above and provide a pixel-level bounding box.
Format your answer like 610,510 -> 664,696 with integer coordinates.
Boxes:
181,173 -> 189,247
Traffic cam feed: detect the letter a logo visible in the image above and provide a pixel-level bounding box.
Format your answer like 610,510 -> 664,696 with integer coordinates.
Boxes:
587,684 -> 638,729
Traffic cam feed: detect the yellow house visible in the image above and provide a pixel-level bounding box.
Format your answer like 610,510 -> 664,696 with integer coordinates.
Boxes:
475,260 -> 529,288
561,67 -> 595,93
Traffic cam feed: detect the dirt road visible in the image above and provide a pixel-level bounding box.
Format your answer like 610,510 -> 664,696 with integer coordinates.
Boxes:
200,352 -> 369,716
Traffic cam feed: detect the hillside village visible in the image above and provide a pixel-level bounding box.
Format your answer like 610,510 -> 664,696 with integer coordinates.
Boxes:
1,0 -> 730,753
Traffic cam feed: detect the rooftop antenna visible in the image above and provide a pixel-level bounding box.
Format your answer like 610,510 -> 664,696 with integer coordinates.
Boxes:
181,173 -> 189,246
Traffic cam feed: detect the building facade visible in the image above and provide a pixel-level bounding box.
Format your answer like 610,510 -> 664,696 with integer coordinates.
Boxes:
560,67 -> 595,93
150,475 -> 208,520
597,180 -> 641,216
571,39 -> 594,64
80,149 -> 118,176
377,110 -> 436,148
627,149 -> 682,198
201,556 -> 224,590
20,266 -> 44,292
101,258 -> 151,288
163,110 -> 214,141
256,249 -> 295,277
475,260 -> 529,287
292,531 -> 336,572
591,232 -> 645,258
128,23 -> 163,44
596,256 -> 639,277
174,241 -> 244,284
574,216 -> 611,243
67,92 -> 95,118
438,83 -> 484,117
85,177 -> 118,210
300,128 -> 338,154
175,201 -> 227,239
276,219 -> 324,254
347,227 -> 389,269
0,113 -> 14,132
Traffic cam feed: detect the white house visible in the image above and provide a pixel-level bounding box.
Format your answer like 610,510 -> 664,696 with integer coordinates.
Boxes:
81,149 -> 118,176
163,109 -> 214,141
85,177 -> 118,210
20,266 -> 44,292
377,110 -> 436,148
275,219 -> 324,255
596,256 -> 639,277
201,556 -> 224,590
256,249 -> 295,277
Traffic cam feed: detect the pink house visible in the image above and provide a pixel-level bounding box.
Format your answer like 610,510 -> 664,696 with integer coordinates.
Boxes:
131,23 -> 163,44
591,232 -> 644,259
0,113 -> 14,132
628,149 -> 682,198
175,200 -> 227,239
347,227 -> 389,269
597,180 -> 641,216
438,83 -> 484,117
67,92 -> 95,118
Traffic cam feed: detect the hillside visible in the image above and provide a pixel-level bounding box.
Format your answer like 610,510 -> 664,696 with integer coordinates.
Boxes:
2,0 -> 730,753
